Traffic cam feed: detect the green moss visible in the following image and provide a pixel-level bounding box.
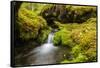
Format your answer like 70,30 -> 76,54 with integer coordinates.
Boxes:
71,45 -> 82,58
85,18 -> 96,24
16,2 -> 97,63
79,31 -> 96,61
61,59 -> 71,63
65,5 -> 96,23
37,27 -> 51,44
17,5 -> 48,41
72,53 -> 88,63
20,3 -> 45,15
54,17 -> 96,63
71,18 -> 96,61
53,28 -> 74,47
61,53 -> 88,63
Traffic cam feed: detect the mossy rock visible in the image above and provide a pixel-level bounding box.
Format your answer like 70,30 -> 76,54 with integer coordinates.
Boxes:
71,18 -> 96,62
79,31 -> 96,61
36,27 -> 51,44
53,28 -> 74,47
17,6 -> 48,41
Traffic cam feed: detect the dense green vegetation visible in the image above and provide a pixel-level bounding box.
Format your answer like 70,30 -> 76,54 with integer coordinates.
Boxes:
54,18 -> 96,63
16,3 -> 51,43
15,2 -> 97,64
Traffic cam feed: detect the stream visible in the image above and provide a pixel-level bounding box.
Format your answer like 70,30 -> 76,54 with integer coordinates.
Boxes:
15,32 -> 71,66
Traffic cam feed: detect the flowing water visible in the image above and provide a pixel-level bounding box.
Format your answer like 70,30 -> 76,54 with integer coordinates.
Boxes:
15,32 -> 70,66
28,32 -> 58,65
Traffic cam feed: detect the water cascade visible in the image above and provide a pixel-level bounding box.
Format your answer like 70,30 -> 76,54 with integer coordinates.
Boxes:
28,32 -> 58,65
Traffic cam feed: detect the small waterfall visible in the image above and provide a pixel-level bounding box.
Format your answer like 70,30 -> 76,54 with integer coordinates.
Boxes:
15,31 -> 70,66
47,33 -> 54,43
27,32 -> 58,65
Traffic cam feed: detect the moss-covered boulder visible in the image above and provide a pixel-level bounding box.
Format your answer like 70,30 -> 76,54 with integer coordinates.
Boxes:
17,4 -> 49,41
53,17 -> 96,63
79,31 -> 96,61
70,18 -> 96,62
36,27 -> 51,44
53,28 -> 74,47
